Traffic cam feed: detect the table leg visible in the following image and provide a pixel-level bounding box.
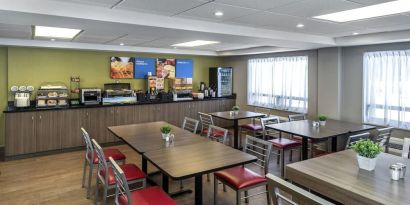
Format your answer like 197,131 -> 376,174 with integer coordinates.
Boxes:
195,175 -> 203,205
331,136 -> 338,152
162,173 -> 169,194
142,156 -> 160,185
234,119 -> 239,149
302,137 -> 308,160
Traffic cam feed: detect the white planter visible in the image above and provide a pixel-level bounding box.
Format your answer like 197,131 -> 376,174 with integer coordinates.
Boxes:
319,120 -> 326,126
356,154 -> 378,171
162,133 -> 170,140
233,110 -> 239,115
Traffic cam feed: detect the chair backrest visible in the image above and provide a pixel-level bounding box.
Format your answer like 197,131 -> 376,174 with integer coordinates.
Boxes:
81,127 -> 94,161
244,135 -> 272,174
375,127 -> 393,152
198,112 -> 214,133
288,114 -> 306,122
91,139 -> 109,185
260,116 -> 280,140
207,125 -> 228,144
266,173 -> 334,205
182,117 -> 199,134
110,157 -> 132,205
345,132 -> 370,150
402,138 -> 410,159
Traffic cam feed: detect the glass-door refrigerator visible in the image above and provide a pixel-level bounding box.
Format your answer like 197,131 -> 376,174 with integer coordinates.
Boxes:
209,67 -> 233,97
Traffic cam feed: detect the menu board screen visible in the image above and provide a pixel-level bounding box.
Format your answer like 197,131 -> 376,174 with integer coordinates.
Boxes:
176,59 -> 193,78
134,57 -> 156,79
110,57 -> 134,79
156,58 -> 175,79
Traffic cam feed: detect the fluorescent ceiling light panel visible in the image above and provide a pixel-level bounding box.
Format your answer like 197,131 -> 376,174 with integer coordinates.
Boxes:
172,40 -> 220,47
34,26 -> 82,39
313,0 -> 410,22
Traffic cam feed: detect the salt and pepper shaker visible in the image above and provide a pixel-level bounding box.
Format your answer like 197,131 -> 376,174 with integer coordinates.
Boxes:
390,163 -> 406,180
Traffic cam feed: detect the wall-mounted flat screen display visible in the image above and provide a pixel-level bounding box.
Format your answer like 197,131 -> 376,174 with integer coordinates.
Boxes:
156,58 -> 175,79
176,59 -> 193,78
110,57 -> 134,79
134,57 -> 156,79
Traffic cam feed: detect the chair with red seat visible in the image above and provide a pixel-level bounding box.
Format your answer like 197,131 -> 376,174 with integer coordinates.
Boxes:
260,116 -> 281,140
198,112 -> 215,136
214,135 -> 273,205
109,157 -> 177,205
182,117 -> 199,134
239,107 -> 270,138
207,125 -> 229,144
268,138 -> 301,177
92,139 -> 146,205
81,128 -> 126,198
288,114 -> 328,158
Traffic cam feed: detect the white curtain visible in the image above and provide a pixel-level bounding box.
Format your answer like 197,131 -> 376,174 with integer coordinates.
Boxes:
247,56 -> 308,113
363,50 -> 410,129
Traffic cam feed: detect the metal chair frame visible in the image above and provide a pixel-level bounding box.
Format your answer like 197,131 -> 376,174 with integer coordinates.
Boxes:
110,157 -> 134,205
375,127 -> 393,153
214,135 -> 273,205
182,117 -> 199,134
266,173 -> 335,205
345,132 -> 370,150
198,112 -> 214,136
260,116 -> 281,140
207,125 -> 229,144
288,114 -> 306,122
92,139 -> 145,205
81,128 -> 125,199
239,107 -> 271,138
402,138 -> 410,159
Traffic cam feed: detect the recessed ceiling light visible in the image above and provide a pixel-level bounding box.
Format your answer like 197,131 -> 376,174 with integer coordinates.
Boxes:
119,43 -> 124,46
34,26 -> 82,39
214,11 -> 224,17
296,24 -> 304,28
313,0 -> 410,22
172,40 -> 220,47
353,32 -> 359,35
50,38 -> 55,41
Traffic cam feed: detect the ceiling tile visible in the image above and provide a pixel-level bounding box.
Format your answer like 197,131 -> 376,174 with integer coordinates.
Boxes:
107,36 -> 154,46
176,2 -> 258,22
73,31 -> 125,44
214,0 -> 304,11
116,0 -> 208,16
0,23 -> 31,39
343,14 -> 410,28
49,0 -> 119,7
269,0 -> 362,18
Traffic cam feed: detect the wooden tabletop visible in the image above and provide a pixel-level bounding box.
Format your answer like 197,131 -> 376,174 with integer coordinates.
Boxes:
286,150 -> 410,205
143,141 -> 257,179
209,111 -> 266,120
108,121 -> 208,154
266,119 -> 375,139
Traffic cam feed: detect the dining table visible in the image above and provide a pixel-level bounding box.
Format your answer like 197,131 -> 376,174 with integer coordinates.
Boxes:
108,121 -> 257,205
209,111 -> 266,149
286,150 -> 410,205
266,119 -> 375,160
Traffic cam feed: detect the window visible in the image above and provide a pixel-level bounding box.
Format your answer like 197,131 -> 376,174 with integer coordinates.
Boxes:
363,50 -> 410,129
247,56 -> 308,113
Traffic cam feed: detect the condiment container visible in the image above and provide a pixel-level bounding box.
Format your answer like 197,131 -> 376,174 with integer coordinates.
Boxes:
396,163 -> 406,179
390,164 -> 401,180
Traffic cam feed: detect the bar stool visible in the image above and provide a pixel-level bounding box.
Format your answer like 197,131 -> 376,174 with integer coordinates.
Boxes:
214,135 -> 272,205
109,157 -> 177,205
81,128 -> 126,198
92,139 -> 146,205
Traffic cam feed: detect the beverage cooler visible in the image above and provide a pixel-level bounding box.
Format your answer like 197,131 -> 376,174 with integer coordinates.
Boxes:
209,67 -> 233,97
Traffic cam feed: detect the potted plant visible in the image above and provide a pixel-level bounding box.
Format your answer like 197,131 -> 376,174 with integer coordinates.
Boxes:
160,125 -> 172,140
318,114 -> 327,126
232,105 -> 240,115
351,139 -> 383,171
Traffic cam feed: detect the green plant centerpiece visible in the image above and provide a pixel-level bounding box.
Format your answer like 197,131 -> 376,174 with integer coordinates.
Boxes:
232,105 -> 240,115
351,139 -> 383,171
318,114 -> 327,126
160,125 -> 172,140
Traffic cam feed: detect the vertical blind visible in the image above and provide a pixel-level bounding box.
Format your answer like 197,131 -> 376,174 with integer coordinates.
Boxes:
363,50 -> 410,129
247,56 -> 308,113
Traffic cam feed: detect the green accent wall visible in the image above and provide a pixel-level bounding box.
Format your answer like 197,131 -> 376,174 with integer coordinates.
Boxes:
1,46 -> 223,145
0,47 -> 7,146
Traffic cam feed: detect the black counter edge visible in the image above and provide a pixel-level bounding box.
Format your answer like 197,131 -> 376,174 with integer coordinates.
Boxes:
4,96 -> 236,113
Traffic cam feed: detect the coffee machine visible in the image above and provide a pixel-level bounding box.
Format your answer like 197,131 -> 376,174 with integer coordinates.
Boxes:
11,85 -> 34,108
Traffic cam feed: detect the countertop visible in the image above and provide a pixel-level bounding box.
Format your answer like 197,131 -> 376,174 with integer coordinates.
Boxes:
4,96 -> 236,113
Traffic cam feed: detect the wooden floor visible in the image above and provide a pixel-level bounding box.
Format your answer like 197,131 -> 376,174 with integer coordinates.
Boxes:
0,142 -> 300,205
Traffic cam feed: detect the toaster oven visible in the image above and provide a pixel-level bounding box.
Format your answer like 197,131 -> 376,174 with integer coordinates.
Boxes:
80,89 -> 102,105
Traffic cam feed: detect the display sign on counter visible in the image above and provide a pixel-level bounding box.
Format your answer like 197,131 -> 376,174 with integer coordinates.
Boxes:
134,57 -> 156,79
176,59 -> 193,78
